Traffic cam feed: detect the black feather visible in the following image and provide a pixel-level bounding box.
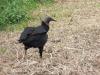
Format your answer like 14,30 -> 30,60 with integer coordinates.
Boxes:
18,16 -> 56,59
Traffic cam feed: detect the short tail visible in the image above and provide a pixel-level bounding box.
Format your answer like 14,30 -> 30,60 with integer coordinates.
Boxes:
18,39 -> 22,43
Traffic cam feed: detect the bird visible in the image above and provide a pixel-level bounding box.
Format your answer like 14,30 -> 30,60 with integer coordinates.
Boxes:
18,16 -> 56,59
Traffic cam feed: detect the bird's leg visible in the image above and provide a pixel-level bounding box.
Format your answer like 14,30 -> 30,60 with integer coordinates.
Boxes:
24,47 -> 28,60
38,46 -> 43,59
24,50 -> 27,59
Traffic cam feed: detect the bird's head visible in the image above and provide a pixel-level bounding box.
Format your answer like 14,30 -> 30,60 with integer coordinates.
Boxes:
42,16 -> 56,25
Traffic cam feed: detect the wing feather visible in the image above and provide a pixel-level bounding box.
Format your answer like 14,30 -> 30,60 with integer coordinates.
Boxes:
20,27 -> 34,40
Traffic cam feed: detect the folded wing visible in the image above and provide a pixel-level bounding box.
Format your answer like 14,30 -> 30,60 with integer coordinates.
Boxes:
19,26 -> 47,43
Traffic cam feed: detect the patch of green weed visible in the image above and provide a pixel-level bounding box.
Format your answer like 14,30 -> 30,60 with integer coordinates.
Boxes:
70,16 -> 73,22
0,47 -> 7,54
32,24 -> 38,27
51,13 -> 56,17
0,0 -> 27,27
0,0 -> 55,30
68,23 -> 73,25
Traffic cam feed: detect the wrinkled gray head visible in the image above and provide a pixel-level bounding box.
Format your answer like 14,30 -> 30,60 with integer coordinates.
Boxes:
42,16 -> 56,25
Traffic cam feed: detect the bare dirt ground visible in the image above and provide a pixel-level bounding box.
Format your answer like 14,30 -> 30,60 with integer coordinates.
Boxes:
0,1 -> 100,75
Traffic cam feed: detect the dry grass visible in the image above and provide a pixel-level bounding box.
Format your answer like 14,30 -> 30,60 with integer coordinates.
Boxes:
0,0 -> 100,75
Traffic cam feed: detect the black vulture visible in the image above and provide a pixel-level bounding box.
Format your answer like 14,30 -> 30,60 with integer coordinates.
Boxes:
18,16 -> 56,59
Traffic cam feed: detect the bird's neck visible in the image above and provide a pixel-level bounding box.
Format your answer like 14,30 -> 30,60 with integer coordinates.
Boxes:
41,21 -> 49,32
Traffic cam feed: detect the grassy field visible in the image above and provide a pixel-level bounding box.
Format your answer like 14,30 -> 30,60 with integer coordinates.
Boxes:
0,0 -> 54,30
0,0 -> 100,75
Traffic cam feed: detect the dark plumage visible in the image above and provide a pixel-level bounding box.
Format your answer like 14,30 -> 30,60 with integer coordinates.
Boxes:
18,16 -> 56,59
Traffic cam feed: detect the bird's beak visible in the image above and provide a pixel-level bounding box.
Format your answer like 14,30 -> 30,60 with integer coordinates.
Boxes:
51,18 -> 56,22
